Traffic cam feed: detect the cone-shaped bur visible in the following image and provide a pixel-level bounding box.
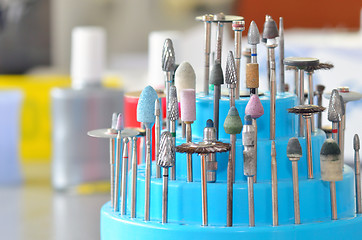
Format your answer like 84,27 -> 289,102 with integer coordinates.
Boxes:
223,106 -> 243,135
137,86 -> 158,124
248,21 -> 260,45
287,137 -> 303,160
175,61 -> 196,98
355,134 -> 360,151
209,62 -> 224,85
225,51 -> 237,87
262,18 -> 279,39
320,139 -> 343,182
328,89 -> 343,122
157,131 -> 175,168
245,95 -> 264,119
168,86 -> 179,121
243,115 -> 256,176
116,113 -> 124,131
162,39 -> 175,72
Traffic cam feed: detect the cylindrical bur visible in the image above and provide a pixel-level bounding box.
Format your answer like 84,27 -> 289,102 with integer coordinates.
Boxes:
181,89 -> 196,182
203,119 -> 217,182
320,138 -> 342,220
243,115 -> 256,176
246,63 -> 259,91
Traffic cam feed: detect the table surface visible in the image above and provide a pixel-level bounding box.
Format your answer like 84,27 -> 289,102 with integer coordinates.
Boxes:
0,163 -> 109,240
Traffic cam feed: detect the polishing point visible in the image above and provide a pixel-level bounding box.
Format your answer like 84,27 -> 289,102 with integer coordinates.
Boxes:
168,86 -> 179,121
206,119 -> 214,128
162,38 -> 175,72
111,112 -> 119,129
320,138 -> 341,156
245,94 -> 264,119
225,51 -> 237,85
174,61 -> 196,98
262,18 -> 279,39
247,21 -> 260,45
223,106 -> 243,134
287,137 -> 302,159
354,134 -> 360,151
180,89 -> 196,122
209,62 -> 224,85
116,113 -> 123,131
328,89 -> 343,122
137,86 -> 158,123
244,115 -> 252,125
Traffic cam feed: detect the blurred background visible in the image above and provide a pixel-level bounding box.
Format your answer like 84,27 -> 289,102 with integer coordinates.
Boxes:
0,0 -> 361,239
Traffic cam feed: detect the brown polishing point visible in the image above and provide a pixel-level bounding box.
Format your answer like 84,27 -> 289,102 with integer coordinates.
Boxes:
246,63 -> 259,88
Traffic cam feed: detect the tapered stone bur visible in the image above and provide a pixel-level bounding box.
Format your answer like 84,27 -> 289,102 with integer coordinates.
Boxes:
157,131 -> 175,168
225,51 -> 237,86
247,20 -> 260,45
154,98 -> 160,116
209,62 -> 224,85
175,61 -> 196,98
116,113 -> 123,131
162,38 -> 175,72
245,94 -> 264,119
223,106 -> 243,135
287,137 -> 302,160
320,139 -> 342,182
137,86 -> 158,123
354,134 -> 360,151
111,112 -> 119,129
180,89 -> 196,122
262,18 -> 279,39
328,89 -> 343,122
168,86 -> 179,121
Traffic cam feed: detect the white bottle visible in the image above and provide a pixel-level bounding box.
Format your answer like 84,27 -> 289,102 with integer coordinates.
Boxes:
51,27 -> 123,190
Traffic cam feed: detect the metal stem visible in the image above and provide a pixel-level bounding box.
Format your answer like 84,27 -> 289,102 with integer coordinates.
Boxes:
340,104 -> 346,165
182,121 -> 186,139
110,138 -> 115,206
227,151 -> 233,227
248,176 -> 255,227
229,87 -> 235,108
155,113 -> 161,178
162,167 -> 169,223
307,72 -> 315,132
292,161 -> 300,224
251,45 -> 257,64
267,48 -> 270,91
120,138 -> 129,215
170,121 -> 176,180
330,181 -> 337,220
253,119 -> 258,183
131,137 -> 137,218
234,30 -> 242,100
355,148 -> 361,213
231,134 -> 236,183
203,19 -> 211,95
271,149 -> 278,226
213,85 -> 221,140
215,22 -> 224,64
201,154 -> 208,226
298,69 -> 305,137
317,91 -> 323,129
165,72 -> 172,131
305,116 -> 314,179
186,123 -> 193,182
144,127 -> 151,221
332,122 -> 339,144
114,136 -> 122,211
294,69 -> 299,95
269,47 -> 276,140
279,17 -> 285,93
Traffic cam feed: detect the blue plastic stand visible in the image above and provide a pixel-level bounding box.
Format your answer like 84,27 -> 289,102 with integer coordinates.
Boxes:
101,92 -> 362,239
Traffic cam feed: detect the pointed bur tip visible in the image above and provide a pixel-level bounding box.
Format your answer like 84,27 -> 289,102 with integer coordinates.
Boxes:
137,85 -> 158,123
162,38 -> 175,72
157,131 -> 175,168
116,113 -> 123,131
328,89 -> 343,122
354,134 -> 360,151
248,20 -> 260,45
225,51 -> 237,85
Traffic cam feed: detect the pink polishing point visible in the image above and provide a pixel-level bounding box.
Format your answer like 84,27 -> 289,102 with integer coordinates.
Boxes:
180,89 -> 196,122
245,94 -> 264,119
116,113 -> 124,131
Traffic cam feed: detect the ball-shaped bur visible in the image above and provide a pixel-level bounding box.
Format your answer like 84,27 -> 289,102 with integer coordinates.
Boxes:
137,85 -> 158,123
174,61 -> 196,98
247,20 -> 260,45
245,94 -> 264,119
354,134 -> 360,151
262,18 -> 279,39
320,139 -> 342,182
223,106 -> 243,135
180,89 -> 196,122
209,62 -> 224,85
287,137 -> 302,160
157,131 -> 175,168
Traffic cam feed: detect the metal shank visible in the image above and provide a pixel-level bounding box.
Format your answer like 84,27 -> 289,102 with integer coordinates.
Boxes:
144,127 -> 151,221
162,167 -> 169,223
131,137 -> 137,218
292,161 -> 301,224
186,123 -> 193,182
269,47 -> 276,140
201,154 -> 208,226
248,176 -> 255,227
170,121 -> 176,180
120,138 -> 129,215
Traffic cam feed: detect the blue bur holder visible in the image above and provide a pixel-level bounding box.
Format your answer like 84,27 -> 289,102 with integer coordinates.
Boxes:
101,92 -> 362,240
